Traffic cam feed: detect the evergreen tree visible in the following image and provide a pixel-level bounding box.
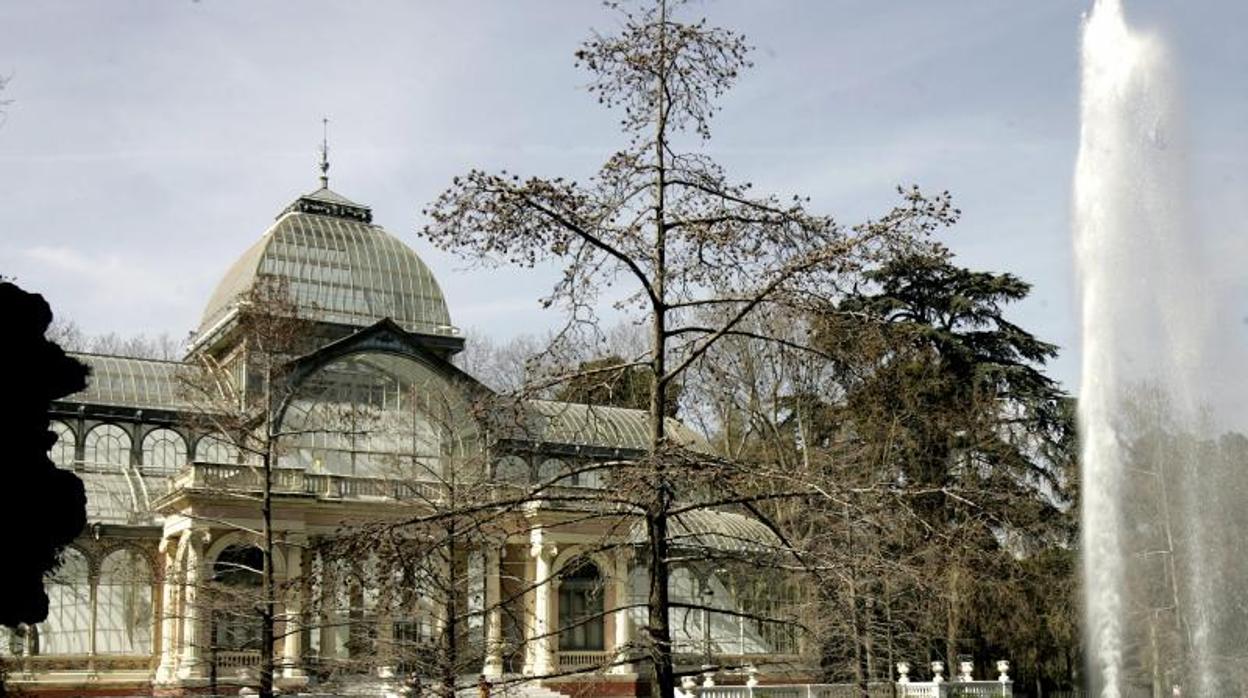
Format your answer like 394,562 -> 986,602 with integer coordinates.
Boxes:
819,246 -> 1077,682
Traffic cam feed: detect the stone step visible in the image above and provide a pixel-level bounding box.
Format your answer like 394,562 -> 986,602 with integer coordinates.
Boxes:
458,678 -> 570,698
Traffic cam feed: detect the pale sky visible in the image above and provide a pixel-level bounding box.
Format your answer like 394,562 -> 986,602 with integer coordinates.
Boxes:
3,1 -> 1248,393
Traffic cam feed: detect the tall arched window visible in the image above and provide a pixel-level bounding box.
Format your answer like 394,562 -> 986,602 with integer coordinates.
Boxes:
279,352 -> 480,480
96,549 -> 154,655
84,424 -> 131,468
142,429 -> 187,473
211,544 -> 263,651
38,548 -> 91,655
557,558 -> 604,651
49,421 -> 76,467
196,434 -> 239,464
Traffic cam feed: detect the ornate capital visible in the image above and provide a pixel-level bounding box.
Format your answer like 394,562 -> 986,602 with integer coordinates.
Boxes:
529,528 -> 557,562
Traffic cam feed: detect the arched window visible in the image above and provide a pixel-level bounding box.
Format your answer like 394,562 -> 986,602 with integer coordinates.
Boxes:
38,548 -> 91,655
211,544 -> 263,651
96,549 -> 153,655
84,424 -> 131,468
196,434 -> 239,464
557,558 -> 604,651
142,429 -> 187,473
49,421 -> 76,467
538,458 -> 564,485
494,455 -> 529,485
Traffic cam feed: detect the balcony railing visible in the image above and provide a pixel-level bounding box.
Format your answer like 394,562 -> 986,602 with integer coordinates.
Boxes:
695,684 -> 1010,698
215,650 -> 263,669
171,462 -> 446,503
557,650 -> 611,670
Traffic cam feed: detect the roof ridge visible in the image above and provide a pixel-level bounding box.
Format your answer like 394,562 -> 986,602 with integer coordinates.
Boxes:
68,350 -> 186,365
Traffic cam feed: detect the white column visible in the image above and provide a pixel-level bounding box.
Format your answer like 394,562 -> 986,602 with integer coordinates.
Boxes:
282,536 -> 306,680
87,568 -> 98,674
176,530 -> 208,680
318,552 -> 346,661
154,535 -> 181,682
611,549 -> 634,674
526,528 -> 557,676
483,546 -> 504,678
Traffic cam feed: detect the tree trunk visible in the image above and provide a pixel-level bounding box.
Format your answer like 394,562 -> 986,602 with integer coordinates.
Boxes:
647,3 -> 675,697
261,365 -> 277,698
885,590 -> 897,698
844,505 -> 867,698
442,524 -> 460,698
261,447 -> 276,698
849,588 -> 868,698
945,566 -> 959,673
864,598 -> 875,683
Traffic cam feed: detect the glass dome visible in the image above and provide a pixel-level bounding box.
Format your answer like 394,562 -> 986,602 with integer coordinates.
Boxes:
198,187 -> 455,339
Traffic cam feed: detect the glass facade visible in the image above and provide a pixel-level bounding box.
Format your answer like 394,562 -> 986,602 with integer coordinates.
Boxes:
96,549 -> 154,655
38,548 -> 91,655
279,351 -> 480,479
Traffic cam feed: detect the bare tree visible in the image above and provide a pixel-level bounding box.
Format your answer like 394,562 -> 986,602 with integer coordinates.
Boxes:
176,275 -> 317,698
452,329 -> 551,395
423,2 -> 954,696
47,318 -> 183,360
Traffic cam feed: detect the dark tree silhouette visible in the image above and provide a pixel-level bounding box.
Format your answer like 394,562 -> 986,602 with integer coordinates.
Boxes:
0,282 -> 89,628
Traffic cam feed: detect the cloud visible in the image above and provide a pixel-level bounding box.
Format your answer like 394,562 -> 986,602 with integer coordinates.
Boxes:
15,245 -> 197,336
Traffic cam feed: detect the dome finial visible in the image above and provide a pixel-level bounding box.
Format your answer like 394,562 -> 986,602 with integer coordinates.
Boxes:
318,117 -> 330,188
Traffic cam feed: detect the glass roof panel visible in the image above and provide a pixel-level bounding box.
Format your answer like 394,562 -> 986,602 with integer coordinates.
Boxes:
521,400 -> 709,453
66,353 -> 187,411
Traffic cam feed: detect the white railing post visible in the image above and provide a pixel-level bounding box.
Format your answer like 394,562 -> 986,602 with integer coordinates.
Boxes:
702,666 -> 716,688
957,660 -> 974,682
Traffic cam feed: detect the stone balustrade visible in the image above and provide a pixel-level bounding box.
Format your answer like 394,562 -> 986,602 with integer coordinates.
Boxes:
557,650 -> 612,670
170,461 -> 446,503
677,659 -> 1013,698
